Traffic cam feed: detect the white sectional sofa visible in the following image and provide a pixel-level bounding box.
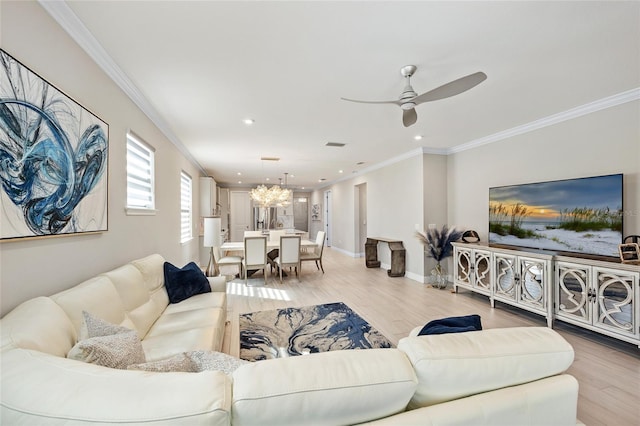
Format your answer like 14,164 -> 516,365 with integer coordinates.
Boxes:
1,254 -> 580,425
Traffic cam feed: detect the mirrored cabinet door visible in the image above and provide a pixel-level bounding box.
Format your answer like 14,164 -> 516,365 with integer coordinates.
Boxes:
556,262 -> 591,325
494,254 -> 517,301
455,248 -> 471,285
594,267 -> 637,339
519,257 -> 546,310
473,250 -> 492,292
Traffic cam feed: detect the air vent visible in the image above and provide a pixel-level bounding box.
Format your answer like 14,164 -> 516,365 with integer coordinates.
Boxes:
325,142 -> 346,147
356,161 -> 365,165
260,157 -> 280,161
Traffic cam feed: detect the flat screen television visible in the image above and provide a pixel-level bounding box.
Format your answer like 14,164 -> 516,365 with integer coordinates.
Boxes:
489,173 -> 623,259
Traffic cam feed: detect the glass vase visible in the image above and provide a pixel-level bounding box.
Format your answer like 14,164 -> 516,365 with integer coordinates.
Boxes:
431,262 -> 448,289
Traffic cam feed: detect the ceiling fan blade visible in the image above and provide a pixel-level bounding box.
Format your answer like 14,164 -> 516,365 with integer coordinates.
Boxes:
403,108 -> 417,127
341,97 -> 401,106
412,71 -> 487,105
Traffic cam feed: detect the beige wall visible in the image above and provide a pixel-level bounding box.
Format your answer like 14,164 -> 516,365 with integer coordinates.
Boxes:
317,155 -> 426,281
0,1 -> 204,315
447,101 -> 640,242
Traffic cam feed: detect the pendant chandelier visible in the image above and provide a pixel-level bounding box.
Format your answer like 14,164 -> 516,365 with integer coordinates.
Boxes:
250,173 -> 291,208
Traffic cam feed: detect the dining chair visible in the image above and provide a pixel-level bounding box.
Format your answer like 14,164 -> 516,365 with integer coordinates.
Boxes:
267,230 -> 288,272
242,236 -> 268,286
213,246 -> 242,278
300,231 -> 326,273
268,230 -> 287,243
274,235 -> 301,283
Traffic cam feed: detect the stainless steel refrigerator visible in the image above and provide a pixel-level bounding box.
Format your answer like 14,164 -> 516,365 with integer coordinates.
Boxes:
253,207 -> 278,230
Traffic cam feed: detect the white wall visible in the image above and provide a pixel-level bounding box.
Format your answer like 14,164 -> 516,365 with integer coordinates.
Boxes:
0,1 -> 203,315
447,101 -> 640,242
317,155 -> 426,281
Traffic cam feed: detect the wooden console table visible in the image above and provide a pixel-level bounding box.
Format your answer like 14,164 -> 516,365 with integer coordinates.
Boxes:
365,237 -> 406,277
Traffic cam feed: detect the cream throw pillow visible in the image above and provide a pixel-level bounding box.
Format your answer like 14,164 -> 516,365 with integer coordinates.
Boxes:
68,311 -> 145,369
127,350 -> 248,375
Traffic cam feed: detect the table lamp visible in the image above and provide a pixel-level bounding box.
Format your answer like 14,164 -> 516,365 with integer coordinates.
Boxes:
203,216 -> 221,276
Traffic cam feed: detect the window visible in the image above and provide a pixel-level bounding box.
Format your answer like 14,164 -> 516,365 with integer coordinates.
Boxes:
180,171 -> 192,243
126,132 -> 155,212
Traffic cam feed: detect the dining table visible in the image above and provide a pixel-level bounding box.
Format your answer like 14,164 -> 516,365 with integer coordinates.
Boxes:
220,239 -> 317,253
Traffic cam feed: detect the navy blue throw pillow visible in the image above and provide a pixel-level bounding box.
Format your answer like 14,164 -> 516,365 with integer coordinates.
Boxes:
163,261 -> 211,304
417,314 -> 482,336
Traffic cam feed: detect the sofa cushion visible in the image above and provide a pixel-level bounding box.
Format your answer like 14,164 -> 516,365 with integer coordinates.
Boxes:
51,275 -> 136,336
0,297 -> 76,357
163,261 -> 211,304
362,374 -> 579,426
131,254 -> 170,313
67,312 -> 145,369
1,348 -> 232,425
398,327 -> 575,409
101,263 -> 159,338
142,326 -> 220,362
232,348 -> 418,426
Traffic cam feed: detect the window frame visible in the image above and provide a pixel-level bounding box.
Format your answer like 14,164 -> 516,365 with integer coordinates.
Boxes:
180,170 -> 193,243
126,132 -> 156,215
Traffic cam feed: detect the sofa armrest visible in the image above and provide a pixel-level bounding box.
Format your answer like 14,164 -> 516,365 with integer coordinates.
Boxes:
398,327 -> 575,408
1,348 -> 231,425
208,276 -> 227,293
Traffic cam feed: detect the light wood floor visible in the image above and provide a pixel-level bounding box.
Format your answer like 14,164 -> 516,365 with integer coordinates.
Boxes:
220,247 -> 640,426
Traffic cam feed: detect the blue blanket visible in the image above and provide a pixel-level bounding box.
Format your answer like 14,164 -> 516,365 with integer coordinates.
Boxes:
417,314 -> 482,336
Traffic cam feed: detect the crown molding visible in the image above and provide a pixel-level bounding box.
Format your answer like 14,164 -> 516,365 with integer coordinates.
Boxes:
38,0 -> 207,176
448,87 -> 640,154
318,146 -> 446,189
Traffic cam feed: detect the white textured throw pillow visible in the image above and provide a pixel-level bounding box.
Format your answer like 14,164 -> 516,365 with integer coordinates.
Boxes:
127,353 -> 197,373
187,350 -> 249,375
67,311 -> 145,369
127,350 -> 248,375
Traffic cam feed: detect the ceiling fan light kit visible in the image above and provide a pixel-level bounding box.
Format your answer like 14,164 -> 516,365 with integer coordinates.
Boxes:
341,65 -> 487,127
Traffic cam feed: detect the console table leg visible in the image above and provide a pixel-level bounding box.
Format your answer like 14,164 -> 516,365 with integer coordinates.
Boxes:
365,238 -> 381,268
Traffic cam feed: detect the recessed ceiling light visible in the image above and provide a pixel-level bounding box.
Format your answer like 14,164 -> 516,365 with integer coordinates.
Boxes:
290,174 -> 295,178
266,177 -> 270,181
414,135 -> 423,141
243,118 -> 254,125
339,170 -> 343,173
238,181 -> 242,184
237,172 -> 242,175
301,187 -> 305,190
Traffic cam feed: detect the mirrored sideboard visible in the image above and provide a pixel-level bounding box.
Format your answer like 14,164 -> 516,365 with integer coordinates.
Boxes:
452,242 -> 640,347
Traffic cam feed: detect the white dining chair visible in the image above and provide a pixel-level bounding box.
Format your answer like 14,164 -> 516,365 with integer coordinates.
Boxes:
242,236 -> 268,286
300,231 -> 326,274
213,246 -> 242,278
268,229 -> 287,243
274,235 -> 301,283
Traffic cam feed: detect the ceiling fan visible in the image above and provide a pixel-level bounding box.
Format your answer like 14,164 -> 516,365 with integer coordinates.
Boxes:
341,65 -> 487,127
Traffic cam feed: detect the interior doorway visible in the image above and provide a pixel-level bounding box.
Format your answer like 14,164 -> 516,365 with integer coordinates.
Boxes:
293,195 -> 308,231
355,183 -> 367,256
324,190 -> 332,247
229,191 -> 251,241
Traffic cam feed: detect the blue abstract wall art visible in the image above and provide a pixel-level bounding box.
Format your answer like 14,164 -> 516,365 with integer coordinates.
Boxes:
0,49 -> 108,240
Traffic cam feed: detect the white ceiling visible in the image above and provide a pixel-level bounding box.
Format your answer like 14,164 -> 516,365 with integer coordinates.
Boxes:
49,1 -> 639,190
